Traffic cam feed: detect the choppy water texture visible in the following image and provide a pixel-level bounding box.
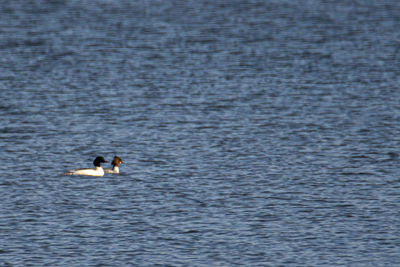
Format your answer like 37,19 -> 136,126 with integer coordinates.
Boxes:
1,0 -> 400,266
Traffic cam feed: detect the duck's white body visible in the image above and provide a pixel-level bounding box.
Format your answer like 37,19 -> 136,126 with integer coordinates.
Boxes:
65,166 -> 105,176
64,156 -> 107,177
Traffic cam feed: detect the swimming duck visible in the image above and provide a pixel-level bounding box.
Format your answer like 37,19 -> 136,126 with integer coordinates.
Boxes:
104,156 -> 123,174
64,156 -> 107,176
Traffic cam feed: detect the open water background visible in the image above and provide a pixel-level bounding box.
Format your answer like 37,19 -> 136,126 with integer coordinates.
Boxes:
0,0 -> 400,266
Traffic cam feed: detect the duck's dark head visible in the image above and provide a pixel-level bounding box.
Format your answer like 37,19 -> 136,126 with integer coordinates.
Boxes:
112,156 -> 123,166
93,156 -> 107,167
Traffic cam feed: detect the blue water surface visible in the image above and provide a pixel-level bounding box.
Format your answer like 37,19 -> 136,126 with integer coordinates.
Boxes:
1,1 -> 400,266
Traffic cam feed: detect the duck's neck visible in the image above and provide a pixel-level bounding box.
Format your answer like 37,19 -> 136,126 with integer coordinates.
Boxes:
112,166 -> 119,173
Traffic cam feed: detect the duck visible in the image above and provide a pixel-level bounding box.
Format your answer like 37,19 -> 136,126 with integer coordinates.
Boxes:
64,156 -> 107,176
104,156 -> 123,174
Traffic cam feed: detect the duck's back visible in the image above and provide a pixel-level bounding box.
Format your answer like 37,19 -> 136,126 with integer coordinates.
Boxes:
65,167 -> 104,176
